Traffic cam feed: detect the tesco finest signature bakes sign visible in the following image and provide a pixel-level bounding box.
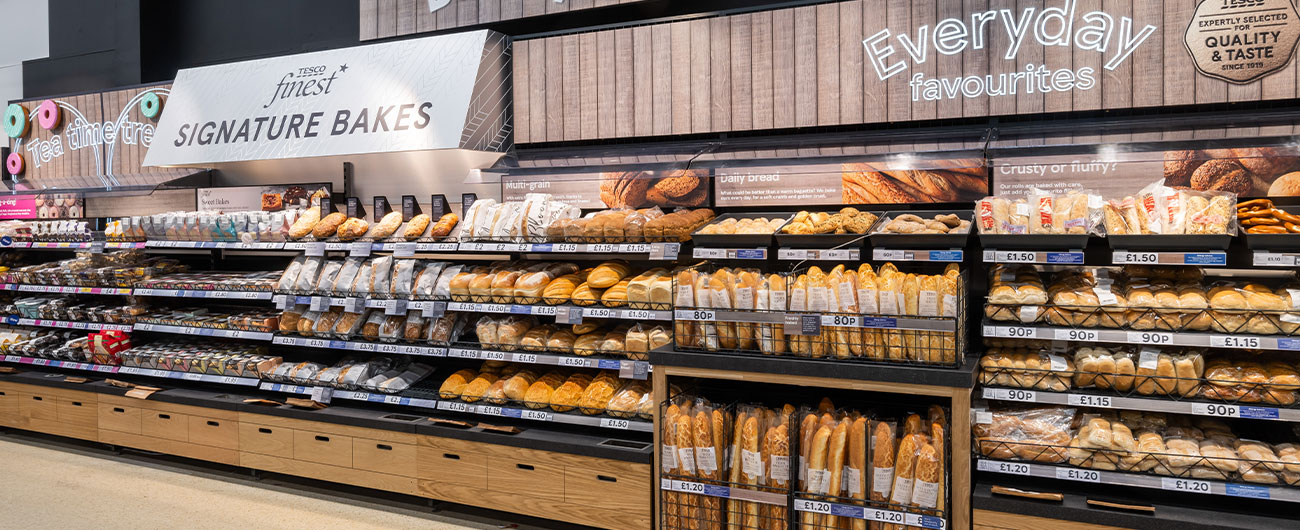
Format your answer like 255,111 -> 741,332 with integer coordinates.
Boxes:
144,30 -> 511,167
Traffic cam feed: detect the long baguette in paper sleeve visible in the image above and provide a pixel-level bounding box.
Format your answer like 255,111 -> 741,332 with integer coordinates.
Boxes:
662,403 -> 684,529
801,423 -> 833,529
789,273 -> 811,356
674,410 -> 702,530
876,268 -> 905,361
727,408 -> 749,530
693,403 -> 724,530
734,269 -> 761,351
848,417 -> 869,530
675,269 -> 698,348
825,265 -> 853,359
822,419 -> 850,529
758,273 -> 788,355
739,412 -> 765,529
805,266 -> 830,358
762,421 -> 792,530
695,272 -> 719,351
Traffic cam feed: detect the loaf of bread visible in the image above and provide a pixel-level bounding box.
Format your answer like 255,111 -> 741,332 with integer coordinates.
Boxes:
438,368 -> 477,398
460,372 -> 500,403
578,377 -> 618,415
606,384 -> 646,418
403,214 -> 431,239
366,211 -> 402,239
288,207 -> 321,239
550,373 -> 593,412
336,217 -> 369,240
428,213 -> 459,238
571,282 -> 603,306
312,212 -> 347,238
588,261 -> 632,289
523,371 -> 565,408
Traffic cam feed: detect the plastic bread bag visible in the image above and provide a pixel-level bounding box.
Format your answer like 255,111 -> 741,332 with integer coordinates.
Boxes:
673,268 -> 697,348
313,308 -> 344,336
1005,198 -> 1029,234
276,256 -> 307,291
1184,189 -> 1236,235
412,261 -> 446,299
428,312 -> 468,345
378,362 -> 434,393
313,260 -> 343,294
1160,186 -> 1188,235
390,259 -> 417,297
332,257 -> 364,295
1134,179 -> 1167,234
287,361 -> 325,384
331,309 -> 366,339
432,264 -> 464,300
403,311 -> 427,342
378,314 -> 406,343
369,256 -> 394,295
349,262 -> 374,295
1029,189 -> 1056,235
293,257 -> 324,292
693,270 -> 718,351
360,310 -> 386,341
1057,190 -> 1099,235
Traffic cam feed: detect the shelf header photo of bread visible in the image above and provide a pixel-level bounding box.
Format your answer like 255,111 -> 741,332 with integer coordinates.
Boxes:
841,160 -> 988,204
600,169 -> 709,209
1164,147 -> 1300,197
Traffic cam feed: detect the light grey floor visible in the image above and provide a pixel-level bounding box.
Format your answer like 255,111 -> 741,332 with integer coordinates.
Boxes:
0,433 -> 574,530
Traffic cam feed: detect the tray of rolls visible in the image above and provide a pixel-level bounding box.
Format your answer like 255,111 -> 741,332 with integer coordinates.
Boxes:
868,210 -> 973,248
975,404 -> 1300,487
437,361 -> 652,419
976,192 -> 1099,249
772,208 -> 881,248
690,212 -> 793,248
1239,200 -> 1300,249
985,264 -> 1300,336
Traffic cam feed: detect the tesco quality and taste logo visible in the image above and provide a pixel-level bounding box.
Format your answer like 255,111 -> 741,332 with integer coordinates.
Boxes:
862,0 -> 1157,103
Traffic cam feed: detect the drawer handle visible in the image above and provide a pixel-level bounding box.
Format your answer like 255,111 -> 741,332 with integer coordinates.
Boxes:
158,414 -> 171,420
258,427 -> 273,434
0,391 -> 6,396
597,475 -> 617,483
113,407 -> 125,413
71,401 -> 82,407
443,453 -> 460,460
315,435 -> 330,442
376,444 -> 392,451
516,464 -> 535,471
32,396 -> 43,402
206,421 -> 220,427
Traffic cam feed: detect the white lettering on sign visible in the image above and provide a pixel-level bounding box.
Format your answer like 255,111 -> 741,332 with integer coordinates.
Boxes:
863,3 -> 1157,103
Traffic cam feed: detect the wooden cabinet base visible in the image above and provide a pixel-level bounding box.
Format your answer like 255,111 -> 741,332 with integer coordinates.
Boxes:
99,428 -> 240,466
417,480 -> 652,530
974,509 -> 1128,530
240,451 -> 418,496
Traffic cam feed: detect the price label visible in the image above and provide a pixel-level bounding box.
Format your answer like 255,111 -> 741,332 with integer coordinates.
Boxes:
1193,403 -> 1240,418
557,306 -> 584,325
984,388 -> 1036,402
384,299 -> 408,316
1115,251 -> 1158,264
344,391 -> 368,400
514,353 -> 537,364
823,314 -> 860,327
310,296 -> 330,311
442,401 -> 469,413
480,406 -> 503,416
868,510 -> 906,524
1002,326 -> 1037,339
689,310 -> 716,321
998,251 -> 1038,263
274,295 -> 289,309
522,410 -> 552,421
402,346 -> 427,355
307,339 -> 329,348
305,242 -> 326,257
483,351 -> 507,361
978,460 -> 1031,475
309,386 -> 332,404
795,500 -> 832,515
552,243 -> 578,253
1067,394 -> 1113,408
622,309 -> 651,320
693,248 -> 726,259
600,418 -> 630,429
590,244 -> 617,253
1054,329 -> 1098,342
1127,331 -> 1174,345
1162,477 -> 1211,494
1211,335 -> 1260,349
89,241 -> 105,254
562,357 -> 590,367
349,241 -> 372,257
32,358 -> 48,366
384,395 -> 404,405
378,344 -> 400,354
392,242 -> 416,258
220,376 -> 239,385
1055,467 -> 1100,482
183,373 -> 204,381
1253,253 -> 1298,267
584,307 -> 612,318
484,304 -> 509,313
242,291 -> 264,299
345,297 -> 366,313
677,481 -> 705,493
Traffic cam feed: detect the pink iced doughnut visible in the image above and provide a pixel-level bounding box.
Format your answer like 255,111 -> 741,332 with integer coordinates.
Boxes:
6,152 -> 24,175
36,100 -> 59,130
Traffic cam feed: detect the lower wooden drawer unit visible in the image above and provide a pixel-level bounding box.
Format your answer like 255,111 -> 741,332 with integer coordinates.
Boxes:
10,384 -> 98,440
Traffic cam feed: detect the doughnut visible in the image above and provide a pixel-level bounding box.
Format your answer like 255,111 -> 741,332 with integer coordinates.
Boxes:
6,152 -> 24,175
4,103 -> 28,138
140,92 -> 162,119
36,100 -> 59,130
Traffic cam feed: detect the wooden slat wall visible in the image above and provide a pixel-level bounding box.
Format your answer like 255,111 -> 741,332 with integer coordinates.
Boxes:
509,0 -> 1300,144
362,0 -> 648,39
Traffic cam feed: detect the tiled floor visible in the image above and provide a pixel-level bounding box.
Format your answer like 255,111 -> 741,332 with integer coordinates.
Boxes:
0,434 -> 572,530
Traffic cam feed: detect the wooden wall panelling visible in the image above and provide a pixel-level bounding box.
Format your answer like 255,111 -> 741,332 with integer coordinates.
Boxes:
751,10 -> 774,130
514,40 -> 530,144
562,34 -> 581,141
730,14 -> 754,131
615,28 -> 635,137
479,0 -> 500,23
885,0 -> 911,122
377,0 -> 397,38
1101,0 -> 1132,111
670,21 -> 692,135
546,38 -> 564,140
634,26 -> 654,137
690,18 -> 712,133
529,39 -> 547,142
458,0 -> 478,26
838,1 -> 863,124
710,16 -> 732,132
580,32 -> 599,140
598,30 -> 618,138
911,0 -> 939,121
815,3 -> 839,126
771,9 -> 795,129
793,6 -> 817,127
652,24 -> 673,135
500,0 -> 522,20
863,0 -> 888,123
545,0 -> 568,15
1041,3 -> 1072,114
360,0 -> 378,40
935,0 -> 963,119
436,0 -> 457,30
961,0 -> 989,119
397,2 -> 416,41
1131,0 -> 1163,108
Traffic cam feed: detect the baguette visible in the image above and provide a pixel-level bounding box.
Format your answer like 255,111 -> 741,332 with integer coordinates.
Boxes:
727,410 -> 749,530
676,413 -> 702,530
663,404 -> 683,529
801,426 -> 833,529
890,435 -> 920,507
870,421 -> 896,530
822,420 -> 849,528
849,417 -> 869,530
740,414 -> 764,529
911,444 -> 942,509
694,409 -> 723,530
930,423 -> 947,514
762,424 -> 791,530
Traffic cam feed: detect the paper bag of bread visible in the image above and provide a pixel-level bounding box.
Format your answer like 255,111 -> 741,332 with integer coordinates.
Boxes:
787,272 -> 811,357
690,400 -> 726,530
804,266 -> 830,358
694,271 -> 719,351
733,269 -> 760,351
758,273 -> 788,355
825,265 -> 856,360
761,413 -> 792,530
854,265 -> 883,360
674,269 -> 699,349
709,268 -> 739,351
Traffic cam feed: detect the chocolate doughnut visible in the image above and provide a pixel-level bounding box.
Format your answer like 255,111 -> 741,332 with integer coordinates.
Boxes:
4,103 -> 28,138
36,100 -> 60,130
